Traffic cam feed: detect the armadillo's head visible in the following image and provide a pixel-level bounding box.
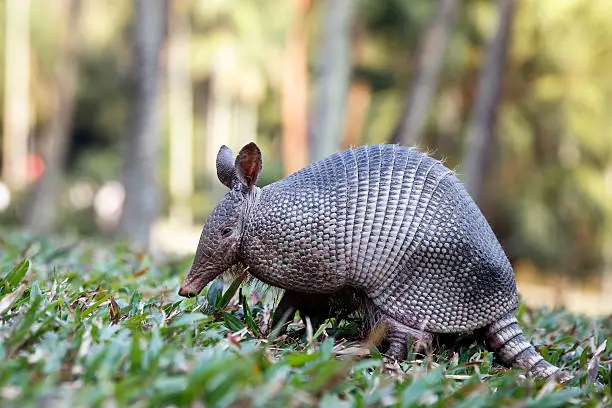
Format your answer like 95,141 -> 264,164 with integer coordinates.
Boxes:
178,142 -> 262,298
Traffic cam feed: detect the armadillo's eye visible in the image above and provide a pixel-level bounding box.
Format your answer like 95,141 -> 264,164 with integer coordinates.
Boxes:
221,227 -> 233,238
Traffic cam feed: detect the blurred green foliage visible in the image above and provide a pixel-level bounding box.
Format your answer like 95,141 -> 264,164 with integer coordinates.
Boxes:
1,0 -> 611,280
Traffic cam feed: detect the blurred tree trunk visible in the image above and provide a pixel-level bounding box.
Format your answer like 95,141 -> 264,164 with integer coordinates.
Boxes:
310,0 -> 354,162
436,88 -> 462,157
167,0 -> 193,225
205,47 -> 233,202
462,0 -> 515,201
205,47 -> 261,200
391,0 -> 461,146
281,0 -> 310,175
2,0 -> 31,190
342,79 -> 371,149
232,101 -> 257,148
341,19 -> 370,149
26,0 -> 81,233
118,0 -> 167,248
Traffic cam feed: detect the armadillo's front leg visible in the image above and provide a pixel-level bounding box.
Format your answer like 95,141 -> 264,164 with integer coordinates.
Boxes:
270,290 -> 331,333
383,315 -> 434,359
270,290 -> 300,332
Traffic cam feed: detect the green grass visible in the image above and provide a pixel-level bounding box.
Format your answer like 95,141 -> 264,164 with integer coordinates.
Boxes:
0,233 -> 610,407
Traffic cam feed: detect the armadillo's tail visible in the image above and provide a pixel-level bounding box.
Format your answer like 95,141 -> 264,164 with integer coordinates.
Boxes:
485,313 -> 572,383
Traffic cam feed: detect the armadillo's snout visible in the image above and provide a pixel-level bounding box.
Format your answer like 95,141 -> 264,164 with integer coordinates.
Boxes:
178,265 -> 216,298
178,273 -> 203,297
178,285 -> 198,298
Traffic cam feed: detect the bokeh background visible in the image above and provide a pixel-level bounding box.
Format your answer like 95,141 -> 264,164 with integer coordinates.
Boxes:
0,0 -> 610,315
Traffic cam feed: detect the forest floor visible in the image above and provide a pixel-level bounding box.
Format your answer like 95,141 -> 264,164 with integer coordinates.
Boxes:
0,233 -> 610,407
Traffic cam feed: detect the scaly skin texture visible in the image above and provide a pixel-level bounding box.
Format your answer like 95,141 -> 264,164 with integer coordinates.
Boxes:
179,143 -> 570,382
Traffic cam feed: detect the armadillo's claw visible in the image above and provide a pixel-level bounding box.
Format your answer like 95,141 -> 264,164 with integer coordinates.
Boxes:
381,314 -> 434,360
547,369 -> 573,384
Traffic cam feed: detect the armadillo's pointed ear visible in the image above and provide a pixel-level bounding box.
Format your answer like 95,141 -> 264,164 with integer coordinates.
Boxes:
235,142 -> 262,190
216,145 -> 237,188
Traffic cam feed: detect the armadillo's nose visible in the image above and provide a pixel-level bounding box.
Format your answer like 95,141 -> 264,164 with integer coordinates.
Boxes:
178,286 -> 197,298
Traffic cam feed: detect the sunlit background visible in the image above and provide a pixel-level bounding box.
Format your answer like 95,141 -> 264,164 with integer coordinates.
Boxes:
0,0 -> 611,315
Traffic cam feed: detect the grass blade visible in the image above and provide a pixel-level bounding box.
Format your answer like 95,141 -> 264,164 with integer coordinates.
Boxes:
1,259 -> 29,295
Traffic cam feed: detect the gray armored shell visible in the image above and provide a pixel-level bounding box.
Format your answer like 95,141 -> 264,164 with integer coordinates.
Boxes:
241,144 -> 518,333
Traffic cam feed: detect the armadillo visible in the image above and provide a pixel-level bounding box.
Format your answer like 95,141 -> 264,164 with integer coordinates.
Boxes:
179,142 -> 570,382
